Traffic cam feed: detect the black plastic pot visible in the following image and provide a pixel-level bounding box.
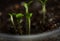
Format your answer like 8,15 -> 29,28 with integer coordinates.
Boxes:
0,28 -> 60,41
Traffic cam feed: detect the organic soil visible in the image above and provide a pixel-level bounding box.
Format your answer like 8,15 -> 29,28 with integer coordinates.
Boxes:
0,0 -> 60,35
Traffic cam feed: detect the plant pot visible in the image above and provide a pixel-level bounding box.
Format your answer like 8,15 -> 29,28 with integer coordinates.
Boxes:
0,28 -> 60,41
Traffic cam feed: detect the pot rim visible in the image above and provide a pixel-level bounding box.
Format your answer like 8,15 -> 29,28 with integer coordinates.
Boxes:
0,28 -> 60,40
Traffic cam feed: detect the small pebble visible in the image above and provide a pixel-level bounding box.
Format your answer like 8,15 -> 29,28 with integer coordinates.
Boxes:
49,18 -> 53,22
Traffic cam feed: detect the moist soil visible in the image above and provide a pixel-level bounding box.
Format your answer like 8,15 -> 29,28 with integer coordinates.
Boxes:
0,0 -> 60,35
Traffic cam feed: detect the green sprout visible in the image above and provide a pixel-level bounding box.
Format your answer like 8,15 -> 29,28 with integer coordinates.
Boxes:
23,2 -> 32,34
9,13 -> 24,35
39,0 -> 47,24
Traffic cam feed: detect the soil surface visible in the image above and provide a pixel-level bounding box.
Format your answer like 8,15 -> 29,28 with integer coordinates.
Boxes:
0,0 -> 60,35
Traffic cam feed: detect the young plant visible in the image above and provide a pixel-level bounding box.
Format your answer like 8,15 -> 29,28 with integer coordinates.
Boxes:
9,13 -> 24,35
22,2 -> 32,35
39,0 -> 47,24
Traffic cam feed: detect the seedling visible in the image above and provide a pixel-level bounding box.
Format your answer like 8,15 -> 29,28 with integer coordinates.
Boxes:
9,13 -> 24,35
22,2 -> 32,34
39,0 -> 47,24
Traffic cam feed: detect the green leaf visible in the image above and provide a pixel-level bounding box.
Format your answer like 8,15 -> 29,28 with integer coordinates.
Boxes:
12,13 -> 16,16
30,13 -> 32,18
26,13 -> 32,18
28,1 -> 33,5
9,13 -> 16,16
40,0 -> 47,4
22,2 -> 28,13
23,2 -> 28,9
16,13 -> 24,18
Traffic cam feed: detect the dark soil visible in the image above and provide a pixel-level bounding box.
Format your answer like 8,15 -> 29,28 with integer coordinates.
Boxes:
0,0 -> 60,35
